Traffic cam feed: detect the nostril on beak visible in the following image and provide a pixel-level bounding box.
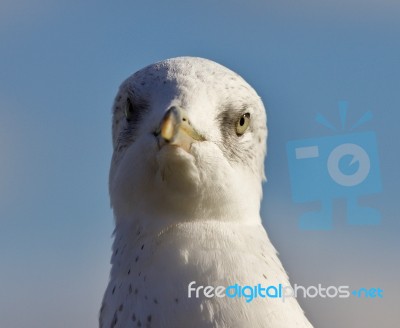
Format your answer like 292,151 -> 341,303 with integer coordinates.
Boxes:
153,129 -> 160,137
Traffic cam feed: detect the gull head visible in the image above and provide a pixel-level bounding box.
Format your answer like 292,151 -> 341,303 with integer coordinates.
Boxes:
109,57 -> 267,221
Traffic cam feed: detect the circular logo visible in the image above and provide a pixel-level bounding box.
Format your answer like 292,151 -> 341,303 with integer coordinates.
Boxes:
327,143 -> 370,187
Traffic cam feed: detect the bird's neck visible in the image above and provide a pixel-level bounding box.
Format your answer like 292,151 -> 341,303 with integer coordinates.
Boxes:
113,184 -> 262,227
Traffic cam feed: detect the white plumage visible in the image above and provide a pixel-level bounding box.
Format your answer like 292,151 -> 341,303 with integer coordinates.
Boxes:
100,57 -> 313,328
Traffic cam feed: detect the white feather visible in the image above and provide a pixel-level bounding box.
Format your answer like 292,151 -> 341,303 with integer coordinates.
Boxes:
100,57 -> 313,328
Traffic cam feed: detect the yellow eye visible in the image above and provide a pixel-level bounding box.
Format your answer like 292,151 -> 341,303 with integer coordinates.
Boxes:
235,113 -> 250,136
125,98 -> 134,121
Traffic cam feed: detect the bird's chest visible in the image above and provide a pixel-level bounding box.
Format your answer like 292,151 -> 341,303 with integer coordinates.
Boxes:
103,222 -> 282,328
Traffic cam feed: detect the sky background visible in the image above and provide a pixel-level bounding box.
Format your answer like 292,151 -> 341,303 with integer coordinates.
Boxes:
1,1 -> 399,327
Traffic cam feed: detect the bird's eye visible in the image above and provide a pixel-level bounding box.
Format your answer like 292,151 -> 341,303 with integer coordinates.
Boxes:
235,113 -> 250,136
125,98 -> 134,121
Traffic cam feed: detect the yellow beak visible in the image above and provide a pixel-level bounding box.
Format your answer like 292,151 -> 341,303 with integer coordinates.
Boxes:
159,106 -> 204,151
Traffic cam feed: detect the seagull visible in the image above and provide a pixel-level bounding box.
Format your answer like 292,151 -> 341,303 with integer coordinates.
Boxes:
100,57 -> 313,328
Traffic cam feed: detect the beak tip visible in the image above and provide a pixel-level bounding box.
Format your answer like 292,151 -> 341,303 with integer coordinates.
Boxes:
160,116 -> 175,141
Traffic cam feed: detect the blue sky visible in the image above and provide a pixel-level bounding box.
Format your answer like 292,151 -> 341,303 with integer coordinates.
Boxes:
1,1 -> 399,327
